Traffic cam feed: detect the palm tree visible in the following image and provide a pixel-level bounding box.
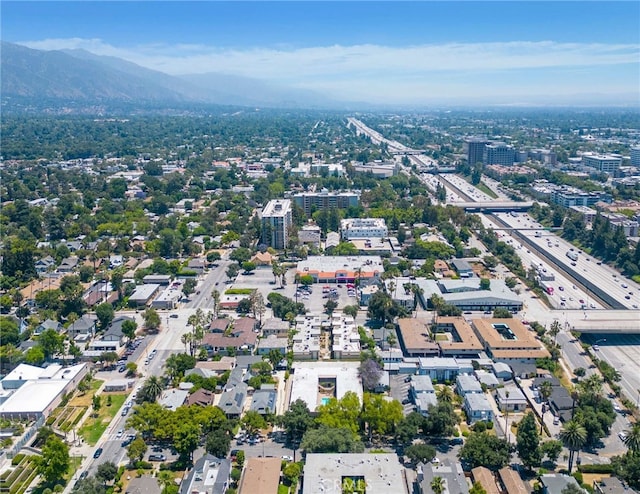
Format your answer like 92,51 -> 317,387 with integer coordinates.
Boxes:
211,289 -> 220,318
559,420 -> 587,473
548,320 -> 561,344
578,374 -> 603,397
623,422 -> 640,454
430,476 -> 445,494
436,386 -> 453,403
181,333 -> 192,354
142,376 -> 164,402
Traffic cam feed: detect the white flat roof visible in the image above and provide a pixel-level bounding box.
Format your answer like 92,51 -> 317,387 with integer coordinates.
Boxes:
3,363 -> 46,382
290,361 -> 363,412
0,380 -> 66,414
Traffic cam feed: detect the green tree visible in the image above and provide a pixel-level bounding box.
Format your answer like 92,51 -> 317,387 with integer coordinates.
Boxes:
343,305 -> 359,318
121,319 -> 137,342
24,345 -> 45,365
138,376 -> 164,403
205,430 -> 231,458
143,308 -> 161,331
541,439 -> 563,464
561,485 -> 585,494
458,431 -> 511,471
623,423 -> 640,454
516,411 -> 542,470
559,420 -> 587,473
37,435 -> 70,485
301,425 -> 364,454
469,481 -> 487,494
174,422 -> 200,461
127,436 -> 147,463
241,261 -> 256,274
431,476 -> 445,494
276,399 -> 315,446
95,461 -> 118,485
282,461 -> 302,486
323,299 -> 338,316
492,307 -> 513,319
39,328 -> 64,360
92,394 -> 102,416
361,393 -> 403,440
479,278 -> 491,290
95,302 -> 115,330
404,443 -> 437,465
241,411 -> 267,437
317,391 -> 362,434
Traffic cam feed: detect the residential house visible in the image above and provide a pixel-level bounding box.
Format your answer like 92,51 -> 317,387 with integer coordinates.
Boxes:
186,389 -> 216,407
471,467 -> 500,494
209,318 -> 231,333
187,258 -> 206,274
419,459 -> 469,494
250,252 -> 273,267
125,476 -> 161,494
256,335 -> 288,356
463,393 -> 494,424
593,477 -> 637,494
456,374 -> 483,396
67,315 -> 97,339
238,458 -> 281,494
495,386 -> 528,413
218,367 -> 248,418
158,389 -> 189,411
57,257 -> 79,273
540,474 -> 585,494
410,375 -> 438,416
34,319 -> 64,336
87,316 -> 135,353
179,454 -> 231,494
35,256 -> 56,275
497,467 -> 529,494
250,384 -> 277,415
261,319 -> 289,337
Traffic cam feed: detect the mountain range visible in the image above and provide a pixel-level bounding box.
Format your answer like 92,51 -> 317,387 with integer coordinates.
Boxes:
0,41 -> 340,111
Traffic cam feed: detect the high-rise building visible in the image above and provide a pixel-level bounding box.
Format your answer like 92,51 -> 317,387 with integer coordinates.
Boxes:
292,189 -> 360,216
483,142 -> 515,166
261,199 -> 292,250
464,138 -> 488,166
630,147 -> 640,167
582,154 -> 622,174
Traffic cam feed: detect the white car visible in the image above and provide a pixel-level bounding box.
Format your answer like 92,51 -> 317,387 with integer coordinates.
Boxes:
281,455 -> 293,461
116,429 -> 124,438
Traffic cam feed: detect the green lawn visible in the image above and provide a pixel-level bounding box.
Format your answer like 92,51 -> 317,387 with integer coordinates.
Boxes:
79,393 -> 127,445
477,181 -> 498,199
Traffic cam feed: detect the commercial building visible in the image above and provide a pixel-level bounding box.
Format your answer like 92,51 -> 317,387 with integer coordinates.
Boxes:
483,142 -> 515,166
340,218 -> 388,239
292,189 -> 360,215
0,363 -> 88,420
129,284 -> 160,307
352,161 -> 398,177
416,278 -> 523,312
464,138 -> 488,166
582,153 -> 622,174
298,224 -> 322,248
296,256 -> 384,284
303,453 -> 408,494
289,361 -> 363,412
261,199 -> 292,249
569,205 -> 598,224
433,317 -> 484,357
631,146 -> 640,167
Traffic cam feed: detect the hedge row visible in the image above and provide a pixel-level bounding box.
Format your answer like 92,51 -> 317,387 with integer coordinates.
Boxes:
578,464 -> 614,473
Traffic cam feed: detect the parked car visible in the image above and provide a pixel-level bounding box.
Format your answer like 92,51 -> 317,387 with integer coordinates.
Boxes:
148,454 -> 166,462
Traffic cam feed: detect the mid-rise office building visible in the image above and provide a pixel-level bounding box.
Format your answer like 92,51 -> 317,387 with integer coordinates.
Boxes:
483,142 -> 515,166
630,146 -> 640,167
292,189 -> 360,215
464,138 -> 488,166
261,199 -> 292,250
340,218 -> 388,239
582,154 -> 622,174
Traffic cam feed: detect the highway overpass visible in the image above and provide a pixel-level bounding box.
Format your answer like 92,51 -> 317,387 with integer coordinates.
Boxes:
456,201 -> 534,212
551,310 -> 640,334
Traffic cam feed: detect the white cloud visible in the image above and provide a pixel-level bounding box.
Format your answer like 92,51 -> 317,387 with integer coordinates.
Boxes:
18,38 -> 640,103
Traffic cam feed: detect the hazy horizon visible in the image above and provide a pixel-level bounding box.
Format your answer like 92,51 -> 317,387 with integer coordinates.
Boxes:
3,1 -> 639,107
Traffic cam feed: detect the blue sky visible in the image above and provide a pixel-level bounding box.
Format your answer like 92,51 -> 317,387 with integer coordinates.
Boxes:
3,1 -> 639,105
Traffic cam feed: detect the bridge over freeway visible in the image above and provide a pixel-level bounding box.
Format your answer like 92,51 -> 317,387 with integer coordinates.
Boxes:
550,310 -> 640,334
456,201 -> 534,212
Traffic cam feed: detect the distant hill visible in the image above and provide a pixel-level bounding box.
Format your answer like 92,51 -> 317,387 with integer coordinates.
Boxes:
1,41 -> 340,111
